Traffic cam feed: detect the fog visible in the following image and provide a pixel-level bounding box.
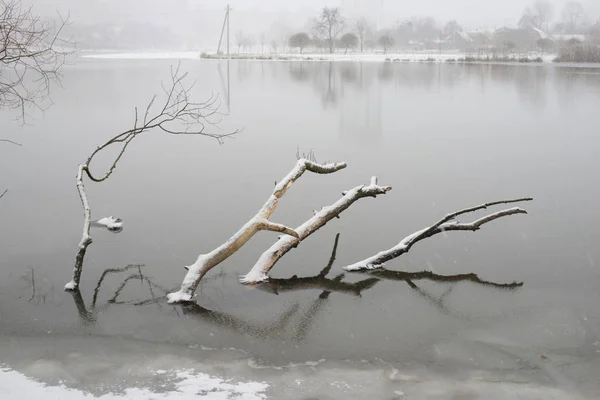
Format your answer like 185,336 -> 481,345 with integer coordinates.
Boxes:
28,0 -> 600,51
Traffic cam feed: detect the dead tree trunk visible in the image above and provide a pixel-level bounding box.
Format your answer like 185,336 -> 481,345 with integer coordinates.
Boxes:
166,159 -> 348,303
343,198 -> 532,271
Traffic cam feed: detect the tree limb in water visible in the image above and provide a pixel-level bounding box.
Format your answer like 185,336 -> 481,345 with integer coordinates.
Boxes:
240,176 -> 392,285
66,64 -> 236,291
343,198 -> 533,271
166,158 -> 348,303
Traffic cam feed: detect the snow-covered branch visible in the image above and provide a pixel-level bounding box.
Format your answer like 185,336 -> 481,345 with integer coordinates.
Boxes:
240,176 -> 392,284
166,158 -> 347,303
344,198 -> 532,272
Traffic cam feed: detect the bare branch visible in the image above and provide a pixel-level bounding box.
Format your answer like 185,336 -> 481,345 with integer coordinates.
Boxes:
83,62 -> 237,183
0,189 -> 7,200
241,176 -> 392,284
344,198 -> 532,272
0,0 -> 76,122
0,138 -> 22,146
167,158 -> 348,303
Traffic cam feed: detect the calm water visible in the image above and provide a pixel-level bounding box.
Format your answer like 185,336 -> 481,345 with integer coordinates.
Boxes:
1,59 -> 600,398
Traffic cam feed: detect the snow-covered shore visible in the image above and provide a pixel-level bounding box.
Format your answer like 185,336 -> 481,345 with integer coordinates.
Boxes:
81,50 -> 558,64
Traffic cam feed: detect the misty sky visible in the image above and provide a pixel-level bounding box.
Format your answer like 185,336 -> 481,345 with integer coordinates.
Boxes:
207,0 -> 599,28
31,0 -> 600,34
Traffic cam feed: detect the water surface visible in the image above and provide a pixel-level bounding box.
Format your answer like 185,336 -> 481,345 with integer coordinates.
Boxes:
1,59 -> 600,398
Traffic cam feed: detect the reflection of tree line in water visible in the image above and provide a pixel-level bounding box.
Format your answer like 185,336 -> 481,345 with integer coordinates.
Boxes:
27,233 -> 523,341
226,61 -> 600,108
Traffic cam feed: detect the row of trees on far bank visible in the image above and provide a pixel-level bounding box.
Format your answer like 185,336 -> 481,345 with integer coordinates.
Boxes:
236,1 -> 599,56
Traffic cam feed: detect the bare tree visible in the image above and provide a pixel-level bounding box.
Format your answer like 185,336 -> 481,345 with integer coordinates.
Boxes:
235,31 -> 246,53
313,7 -> 345,54
259,33 -> 266,54
561,1 -> 586,33
65,64 -> 237,291
0,0 -> 74,122
533,0 -> 554,32
354,17 -> 371,52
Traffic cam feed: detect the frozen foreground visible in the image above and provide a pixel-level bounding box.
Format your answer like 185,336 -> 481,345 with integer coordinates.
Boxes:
0,362 -> 589,400
0,334 -> 596,400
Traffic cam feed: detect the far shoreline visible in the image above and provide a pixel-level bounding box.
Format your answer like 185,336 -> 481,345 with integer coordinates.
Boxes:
79,50 -> 600,68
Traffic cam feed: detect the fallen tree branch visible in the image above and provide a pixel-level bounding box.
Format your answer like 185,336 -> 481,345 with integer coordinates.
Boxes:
166,158 -> 348,303
240,176 -> 392,284
343,198 -> 532,271
65,64 -> 236,291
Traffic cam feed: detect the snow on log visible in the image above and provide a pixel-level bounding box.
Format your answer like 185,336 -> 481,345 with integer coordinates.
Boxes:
166,159 -> 347,303
343,198 -> 532,272
240,176 -> 392,284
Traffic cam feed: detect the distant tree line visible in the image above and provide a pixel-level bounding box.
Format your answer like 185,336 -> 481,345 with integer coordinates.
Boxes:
245,1 -> 599,56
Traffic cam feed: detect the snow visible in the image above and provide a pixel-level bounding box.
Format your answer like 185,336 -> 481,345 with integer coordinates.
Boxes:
166,291 -> 193,303
63,280 -> 77,290
93,217 -> 123,233
82,52 -> 201,60
0,366 -> 268,399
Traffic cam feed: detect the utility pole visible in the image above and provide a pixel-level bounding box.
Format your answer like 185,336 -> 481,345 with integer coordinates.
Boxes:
217,4 -> 231,56
226,4 -> 230,56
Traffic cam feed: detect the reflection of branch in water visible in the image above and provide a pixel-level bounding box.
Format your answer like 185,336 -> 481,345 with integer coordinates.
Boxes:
356,268 -> 523,316
257,233 -> 380,297
181,302 -> 301,340
19,268 -> 56,305
254,233 -> 379,343
365,269 -> 523,289
92,264 -> 144,307
69,289 -> 96,324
